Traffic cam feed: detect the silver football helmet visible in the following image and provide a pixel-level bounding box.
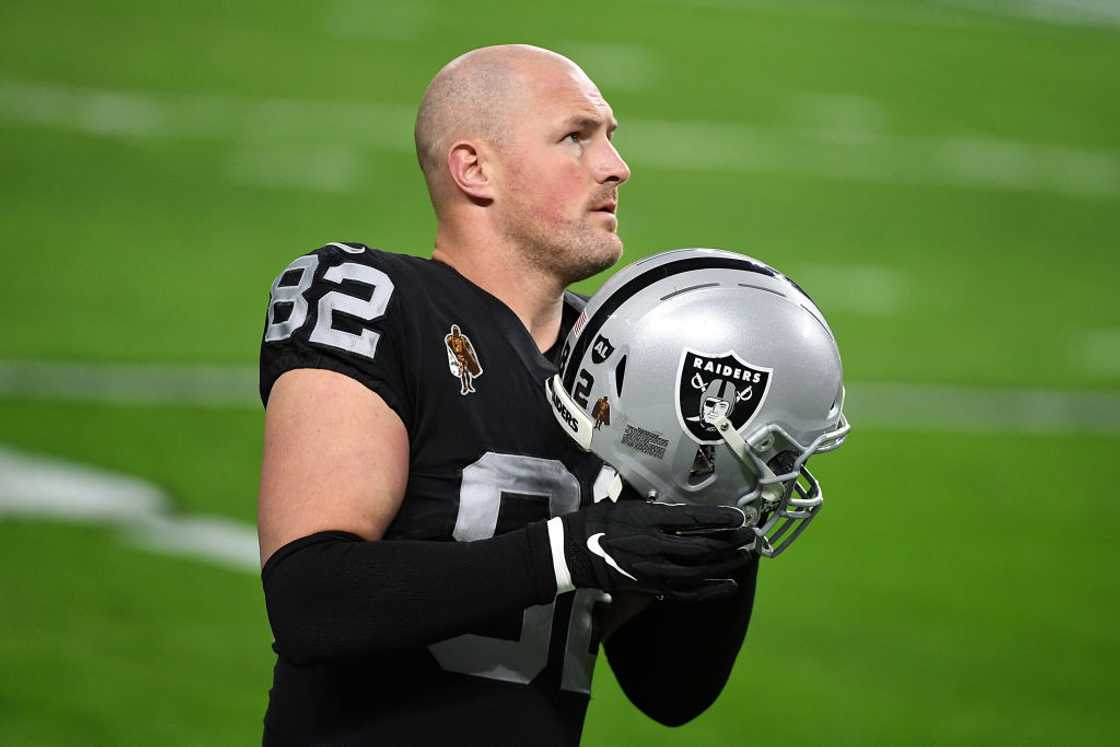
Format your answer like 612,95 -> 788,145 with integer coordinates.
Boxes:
547,248 -> 850,557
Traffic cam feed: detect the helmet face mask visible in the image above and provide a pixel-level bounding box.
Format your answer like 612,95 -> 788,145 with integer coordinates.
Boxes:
547,248 -> 851,558
733,418 -> 849,556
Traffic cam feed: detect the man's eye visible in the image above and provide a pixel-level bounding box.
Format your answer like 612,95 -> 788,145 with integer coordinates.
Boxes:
566,132 -> 582,144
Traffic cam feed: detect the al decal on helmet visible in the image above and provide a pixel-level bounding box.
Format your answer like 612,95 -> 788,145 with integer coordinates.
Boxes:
677,349 -> 772,445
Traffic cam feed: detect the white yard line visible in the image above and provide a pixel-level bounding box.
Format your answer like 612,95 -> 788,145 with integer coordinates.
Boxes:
935,0 -> 1120,27
640,0 -> 990,28
2,78 -> 1117,198
558,42 -> 662,92
0,79 -> 416,147
0,360 -> 260,408
847,381 -> 1120,435
650,0 -> 1120,28
0,446 -> 164,521
0,446 -> 260,572
227,143 -> 361,193
123,514 -> 261,571
0,360 -> 1116,435
1075,328 -> 1120,377
784,263 -> 907,316
323,0 -> 435,40
619,119 -> 1120,198
792,93 -> 889,137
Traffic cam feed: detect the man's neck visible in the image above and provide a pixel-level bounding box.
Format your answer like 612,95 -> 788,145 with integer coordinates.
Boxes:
433,237 -> 567,354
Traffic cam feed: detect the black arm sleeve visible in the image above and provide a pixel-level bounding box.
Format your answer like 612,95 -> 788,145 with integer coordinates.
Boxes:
604,555 -> 760,726
261,523 -> 558,666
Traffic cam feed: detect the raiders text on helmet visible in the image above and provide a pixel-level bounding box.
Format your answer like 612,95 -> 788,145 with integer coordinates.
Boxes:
546,248 -> 850,557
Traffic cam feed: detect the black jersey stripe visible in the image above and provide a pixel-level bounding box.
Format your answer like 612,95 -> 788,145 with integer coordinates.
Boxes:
561,255 -> 776,390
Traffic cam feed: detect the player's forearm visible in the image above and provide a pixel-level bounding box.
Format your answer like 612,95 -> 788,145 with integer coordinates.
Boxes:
604,556 -> 760,726
262,526 -> 557,666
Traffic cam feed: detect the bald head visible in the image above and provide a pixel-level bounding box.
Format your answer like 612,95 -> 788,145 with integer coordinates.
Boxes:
414,45 -> 586,212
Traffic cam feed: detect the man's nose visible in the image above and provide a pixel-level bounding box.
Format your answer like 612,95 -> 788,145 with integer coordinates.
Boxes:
597,140 -> 631,185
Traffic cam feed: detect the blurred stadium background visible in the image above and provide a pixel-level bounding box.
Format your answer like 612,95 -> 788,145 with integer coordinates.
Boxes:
2,0 -> 1118,744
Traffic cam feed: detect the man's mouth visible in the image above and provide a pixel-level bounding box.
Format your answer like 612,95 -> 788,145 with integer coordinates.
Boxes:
592,201 -> 617,214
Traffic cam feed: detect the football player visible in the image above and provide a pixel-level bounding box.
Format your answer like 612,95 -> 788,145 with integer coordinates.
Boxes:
257,45 -> 758,746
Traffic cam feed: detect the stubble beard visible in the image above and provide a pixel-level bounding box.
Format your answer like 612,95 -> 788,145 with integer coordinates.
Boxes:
498,199 -> 623,287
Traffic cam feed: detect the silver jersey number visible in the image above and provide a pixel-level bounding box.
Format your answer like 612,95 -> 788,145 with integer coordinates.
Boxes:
428,452 -> 607,694
264,255 -> 393,361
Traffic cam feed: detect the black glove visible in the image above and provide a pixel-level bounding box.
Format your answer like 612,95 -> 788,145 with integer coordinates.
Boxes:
548,496 -> 755,603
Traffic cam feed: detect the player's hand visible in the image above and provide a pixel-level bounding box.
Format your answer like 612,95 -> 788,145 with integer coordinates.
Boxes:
551,497 -> 755,603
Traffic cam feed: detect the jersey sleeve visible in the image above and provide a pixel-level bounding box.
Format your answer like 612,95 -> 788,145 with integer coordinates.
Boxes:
259,242 -> 413,430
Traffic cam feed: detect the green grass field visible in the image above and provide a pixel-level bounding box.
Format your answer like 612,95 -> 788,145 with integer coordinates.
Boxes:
2,1 -> 1118,744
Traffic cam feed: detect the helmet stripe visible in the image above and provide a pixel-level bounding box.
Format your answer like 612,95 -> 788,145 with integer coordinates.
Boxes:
561,256 -> 775,390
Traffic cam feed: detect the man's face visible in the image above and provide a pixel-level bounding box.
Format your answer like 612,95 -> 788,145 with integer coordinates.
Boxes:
702,397 -> 732,424
494,62 -> 631,285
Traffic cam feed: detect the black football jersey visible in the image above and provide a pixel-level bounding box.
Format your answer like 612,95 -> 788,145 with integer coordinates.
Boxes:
259,242 -> 612,746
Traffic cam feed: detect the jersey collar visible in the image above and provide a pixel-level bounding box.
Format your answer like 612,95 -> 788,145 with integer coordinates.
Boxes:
429,259 -> 585,382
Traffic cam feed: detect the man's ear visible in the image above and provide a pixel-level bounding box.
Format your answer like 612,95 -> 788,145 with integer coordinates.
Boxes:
446,140 -> 496,204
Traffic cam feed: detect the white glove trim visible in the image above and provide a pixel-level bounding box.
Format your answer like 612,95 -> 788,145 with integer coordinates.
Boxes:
546,516 -> 575,594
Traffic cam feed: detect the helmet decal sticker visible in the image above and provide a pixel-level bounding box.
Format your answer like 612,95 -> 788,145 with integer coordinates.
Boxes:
444,324 -> 483,396
677,349 -> 772,444
591,334 -> 615,364
591,396 -> 611,430
620,424 -> 669,460
571,309 -> 589,340
571,369 -> 595,409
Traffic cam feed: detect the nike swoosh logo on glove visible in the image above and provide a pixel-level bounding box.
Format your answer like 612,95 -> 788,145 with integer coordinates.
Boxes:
587,533 -> 637,581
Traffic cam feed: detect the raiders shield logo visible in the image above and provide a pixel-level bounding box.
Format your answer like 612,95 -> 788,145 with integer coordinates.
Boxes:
676,349 -> 773,445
